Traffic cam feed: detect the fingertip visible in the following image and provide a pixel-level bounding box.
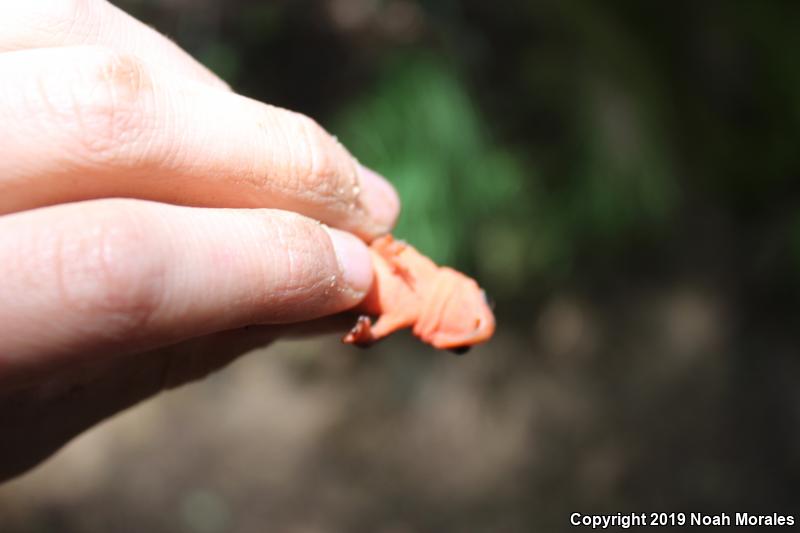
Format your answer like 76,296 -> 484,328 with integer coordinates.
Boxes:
324,226 -> 374,299
356,164 -> 400,237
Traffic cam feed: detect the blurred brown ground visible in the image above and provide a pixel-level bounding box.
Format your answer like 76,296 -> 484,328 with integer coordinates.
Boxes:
3,284 -> 795,532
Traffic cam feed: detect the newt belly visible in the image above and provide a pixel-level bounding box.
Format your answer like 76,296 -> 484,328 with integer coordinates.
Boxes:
342,235 -> 495,351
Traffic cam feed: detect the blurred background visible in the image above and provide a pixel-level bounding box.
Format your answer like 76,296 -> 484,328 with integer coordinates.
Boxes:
2,0 -> 800,531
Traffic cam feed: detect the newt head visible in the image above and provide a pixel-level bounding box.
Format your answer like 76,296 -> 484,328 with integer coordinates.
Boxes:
414,267 -> 496,351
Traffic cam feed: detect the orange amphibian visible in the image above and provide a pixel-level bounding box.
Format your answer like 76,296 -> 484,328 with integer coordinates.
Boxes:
342,235 -> 495,352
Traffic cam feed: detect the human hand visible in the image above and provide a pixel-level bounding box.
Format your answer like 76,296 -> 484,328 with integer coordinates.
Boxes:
0,0 -> 399,481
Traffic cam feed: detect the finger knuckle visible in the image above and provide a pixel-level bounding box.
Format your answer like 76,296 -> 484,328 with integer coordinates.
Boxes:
53,201 -> 165,338
62,47 -> 154,166
289,112 -> 354,196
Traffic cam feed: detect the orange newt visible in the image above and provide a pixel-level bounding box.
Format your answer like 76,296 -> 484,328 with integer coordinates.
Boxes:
342,235 -> 495,353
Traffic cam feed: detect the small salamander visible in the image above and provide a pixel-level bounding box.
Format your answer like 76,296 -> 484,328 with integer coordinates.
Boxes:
342,235 -> 495,352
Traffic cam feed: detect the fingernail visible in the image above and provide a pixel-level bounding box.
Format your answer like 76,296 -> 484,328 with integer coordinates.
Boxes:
325,227 -> 374,296
357,164 -> 400,233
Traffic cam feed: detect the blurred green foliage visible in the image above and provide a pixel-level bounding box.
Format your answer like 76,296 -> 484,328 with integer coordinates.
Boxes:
335,57 -> 525,266
333,6 -> 682,298
334,51 -> 679,297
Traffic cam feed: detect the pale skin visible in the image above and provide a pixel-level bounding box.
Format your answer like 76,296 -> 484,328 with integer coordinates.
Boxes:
0,0 -> 400,481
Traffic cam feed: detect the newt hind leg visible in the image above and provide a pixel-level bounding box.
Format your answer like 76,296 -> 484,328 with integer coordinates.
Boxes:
342,315 -> 375,347
342,313 -> 417,347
